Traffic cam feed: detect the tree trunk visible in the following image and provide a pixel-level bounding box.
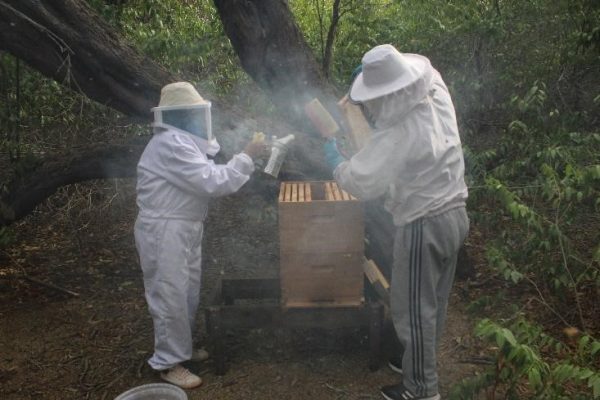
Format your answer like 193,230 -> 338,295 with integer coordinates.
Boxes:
0,0 -> 172,119
212,0 -> 338,120
322,0 -> 342,78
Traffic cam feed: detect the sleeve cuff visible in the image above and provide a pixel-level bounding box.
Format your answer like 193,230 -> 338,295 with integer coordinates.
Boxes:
230,152 -> 255,175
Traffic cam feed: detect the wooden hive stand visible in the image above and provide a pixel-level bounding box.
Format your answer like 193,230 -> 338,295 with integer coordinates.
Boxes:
205,181 -> 383,375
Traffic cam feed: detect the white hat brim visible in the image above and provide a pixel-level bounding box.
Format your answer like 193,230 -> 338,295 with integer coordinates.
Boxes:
349,54 -> 429,103
151,102 -> 211,112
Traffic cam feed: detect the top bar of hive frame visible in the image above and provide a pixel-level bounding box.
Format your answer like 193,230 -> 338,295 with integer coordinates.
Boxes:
324,182 -> 333,201
279,182 -> 358,202
278,182 -> 286,202
305,182 -> 312,201
291,182 -> 298,202
284,182 -> 291,202
332,182 -> 343,200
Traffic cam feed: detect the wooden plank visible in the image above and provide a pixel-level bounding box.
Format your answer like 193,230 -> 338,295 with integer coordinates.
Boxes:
214,304 -> 370,329
212,304 -> 279,329
324,181 -> 334,201
363,258 -> 390,305
338,98 -> 372,153
291,183 -> 298,202
298,182 -> 305,202
279,200 -> 365,253
280,252 -> 364,306
306,182 -> 312,202
329,182 -> 337,200
278,182 -> 286,203
279,222 -> 364,253
279,201 -> 363,225
304,98 -> 341,138
222,278 -> 280,301
331,182 -> 343,201
279,305 -> 369,327
341,188 -> 350,201
283,299 -> 364,309
284,182 -> 292,202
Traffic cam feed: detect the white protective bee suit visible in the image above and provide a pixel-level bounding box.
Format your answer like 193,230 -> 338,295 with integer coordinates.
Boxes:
333,45 -> 469,398
134,124 -> 254,371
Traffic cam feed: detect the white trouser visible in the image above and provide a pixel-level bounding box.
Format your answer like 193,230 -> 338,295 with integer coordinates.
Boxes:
134,216 -> 204,370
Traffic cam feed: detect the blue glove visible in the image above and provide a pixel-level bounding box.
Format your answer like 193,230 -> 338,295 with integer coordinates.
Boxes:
323,138 -> 346,170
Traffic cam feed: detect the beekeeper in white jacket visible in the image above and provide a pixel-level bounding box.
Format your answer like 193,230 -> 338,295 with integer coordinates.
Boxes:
134,82 -> 266,389
323,45 -> 469,400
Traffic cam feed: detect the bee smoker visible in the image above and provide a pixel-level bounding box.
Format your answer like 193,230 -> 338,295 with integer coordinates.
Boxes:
264,134 -> 295,177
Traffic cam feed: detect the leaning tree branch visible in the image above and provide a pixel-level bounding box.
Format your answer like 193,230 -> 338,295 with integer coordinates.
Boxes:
0,0 -> 173,119
0,143 -> 145,225
212,0 -> 340,121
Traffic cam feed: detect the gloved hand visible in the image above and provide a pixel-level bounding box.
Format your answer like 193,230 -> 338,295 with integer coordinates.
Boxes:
323,138 -> 346,170
243,138 -> 268,160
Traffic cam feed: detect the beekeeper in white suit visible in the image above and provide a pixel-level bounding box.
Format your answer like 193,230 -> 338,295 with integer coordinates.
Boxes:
323,45 -> 469,400
134,82 -> 266,389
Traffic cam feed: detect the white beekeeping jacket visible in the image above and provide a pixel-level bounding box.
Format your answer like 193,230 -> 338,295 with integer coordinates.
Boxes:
136,126 -> 254,220
334,64 -> 468,226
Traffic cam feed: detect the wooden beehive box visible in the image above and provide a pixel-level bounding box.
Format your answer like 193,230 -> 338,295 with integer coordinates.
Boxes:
278,181 -> 364,307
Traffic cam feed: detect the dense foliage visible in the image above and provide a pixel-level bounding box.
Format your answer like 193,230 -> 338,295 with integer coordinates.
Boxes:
1,0 -> 598,398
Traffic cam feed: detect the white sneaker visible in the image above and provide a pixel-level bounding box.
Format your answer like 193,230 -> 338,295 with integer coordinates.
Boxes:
160,364 -> 202,389
191,348 -> 210,362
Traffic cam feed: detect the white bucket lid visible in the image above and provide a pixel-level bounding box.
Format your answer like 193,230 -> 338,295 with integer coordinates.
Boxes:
114,383 -> 187,400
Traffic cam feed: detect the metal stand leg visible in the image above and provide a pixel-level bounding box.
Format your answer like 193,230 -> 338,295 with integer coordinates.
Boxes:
368,302 -> 384,371
206,306 -> 226,375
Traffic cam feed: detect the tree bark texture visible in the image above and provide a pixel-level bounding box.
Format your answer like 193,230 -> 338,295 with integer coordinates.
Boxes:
213,0 -> 336,118
0,0 -> 172,119
0,144 -> 144,225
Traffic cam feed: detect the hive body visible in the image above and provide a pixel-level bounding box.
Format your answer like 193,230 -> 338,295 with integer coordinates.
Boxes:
278,181 -> 364,307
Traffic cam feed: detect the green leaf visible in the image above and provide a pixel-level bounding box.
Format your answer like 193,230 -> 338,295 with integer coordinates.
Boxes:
593,245 -> 600,263
503,328 -> 518,346
591,341 -> 600,356
593,377 -> 600,398
579,335 -> 591,353
528,368 -> 542,389
579,369 -> 594,380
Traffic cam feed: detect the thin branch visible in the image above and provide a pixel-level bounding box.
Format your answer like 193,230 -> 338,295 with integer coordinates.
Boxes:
313,0 -> 326,62
20,274 -> 80,297
0,249 -> 79,297
524,275 -> 570,327
554,195 -> 586,329
0,2 -> 75,55
0,1 -> 83,94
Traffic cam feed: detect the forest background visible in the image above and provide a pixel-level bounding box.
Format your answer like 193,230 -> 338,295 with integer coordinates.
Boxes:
0,0 -> 599,399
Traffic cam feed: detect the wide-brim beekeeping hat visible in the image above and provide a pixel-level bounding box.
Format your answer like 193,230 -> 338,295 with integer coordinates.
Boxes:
350,44 -> 430,103
152,81 -> 209,111
151,82 -> 215,147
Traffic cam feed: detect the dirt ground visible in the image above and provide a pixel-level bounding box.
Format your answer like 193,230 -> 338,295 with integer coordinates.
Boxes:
0,180 -> 485,399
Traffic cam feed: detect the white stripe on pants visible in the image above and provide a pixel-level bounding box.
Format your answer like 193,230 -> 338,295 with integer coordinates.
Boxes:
134,216 -> 204,370
391,207 -> 469,396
